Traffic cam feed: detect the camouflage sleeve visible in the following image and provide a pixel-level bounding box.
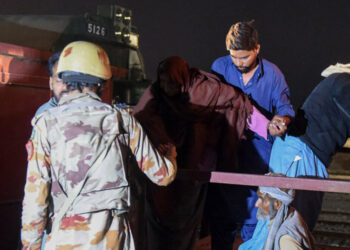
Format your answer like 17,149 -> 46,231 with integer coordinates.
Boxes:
120,109 -> 177,186
21,118 -> 51,249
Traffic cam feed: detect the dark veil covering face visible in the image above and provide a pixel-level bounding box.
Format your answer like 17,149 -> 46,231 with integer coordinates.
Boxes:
134,55 -> 253,172
155,56 -> 191,92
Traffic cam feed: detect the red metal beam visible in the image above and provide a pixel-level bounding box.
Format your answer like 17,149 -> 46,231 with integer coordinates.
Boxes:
177,170 -> 350,194
0,41 -> 51,60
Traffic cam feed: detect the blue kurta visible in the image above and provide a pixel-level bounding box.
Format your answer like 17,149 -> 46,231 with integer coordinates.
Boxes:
35,97 -> 58,116
212,56 -> 294,176
269,135 -> 328,230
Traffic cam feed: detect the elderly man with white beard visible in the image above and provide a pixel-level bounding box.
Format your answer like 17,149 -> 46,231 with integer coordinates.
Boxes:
239,174 -> 314,250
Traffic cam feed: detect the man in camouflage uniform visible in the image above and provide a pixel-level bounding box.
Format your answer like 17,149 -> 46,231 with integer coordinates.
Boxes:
21,41 -> 177,250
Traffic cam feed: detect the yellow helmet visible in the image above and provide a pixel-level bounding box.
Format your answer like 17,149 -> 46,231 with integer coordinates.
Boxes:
56,41 -> 112,81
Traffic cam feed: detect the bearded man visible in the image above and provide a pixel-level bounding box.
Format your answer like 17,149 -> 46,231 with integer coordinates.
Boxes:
240,174 -> 314,250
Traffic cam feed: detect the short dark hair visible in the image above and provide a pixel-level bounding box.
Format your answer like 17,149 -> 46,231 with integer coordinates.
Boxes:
61,71 -> 105,95
225,21 -> 258,51
47,51 -> 61,76
64,82 -> 105,96
65,82 -> 96,92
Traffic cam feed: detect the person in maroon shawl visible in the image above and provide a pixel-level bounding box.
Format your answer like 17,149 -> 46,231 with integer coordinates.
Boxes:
133,56 -> 279,250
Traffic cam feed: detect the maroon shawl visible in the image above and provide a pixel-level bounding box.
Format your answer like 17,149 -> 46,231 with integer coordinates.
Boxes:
132,57 -> 252,244
133,56 -> 252,173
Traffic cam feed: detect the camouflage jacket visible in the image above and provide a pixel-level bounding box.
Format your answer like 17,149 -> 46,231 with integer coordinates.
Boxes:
21,92 -> 177,248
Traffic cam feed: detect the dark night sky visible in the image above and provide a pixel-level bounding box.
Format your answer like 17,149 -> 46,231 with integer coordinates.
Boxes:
1,0 -> 350,107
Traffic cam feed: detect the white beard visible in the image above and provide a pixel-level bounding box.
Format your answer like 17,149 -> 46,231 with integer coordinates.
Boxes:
256,202 -> 277,221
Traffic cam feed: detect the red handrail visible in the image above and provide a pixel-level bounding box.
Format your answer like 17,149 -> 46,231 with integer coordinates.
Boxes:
177,170 -> 350,193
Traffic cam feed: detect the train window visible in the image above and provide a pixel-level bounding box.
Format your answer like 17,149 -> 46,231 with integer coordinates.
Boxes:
129,49 -> 145,81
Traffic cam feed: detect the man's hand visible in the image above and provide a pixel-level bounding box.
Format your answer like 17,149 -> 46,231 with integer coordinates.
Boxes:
159,143 -> 177,160
268,115 -> 290,136
166,144 -> 177,160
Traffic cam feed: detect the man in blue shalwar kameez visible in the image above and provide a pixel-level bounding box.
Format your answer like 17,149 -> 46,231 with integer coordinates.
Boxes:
208,21 -> 295,250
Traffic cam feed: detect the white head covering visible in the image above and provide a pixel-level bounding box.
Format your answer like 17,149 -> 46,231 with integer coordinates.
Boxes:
260,185 -> 295,250
321,63 -> 350,77
259,186 -> 294,205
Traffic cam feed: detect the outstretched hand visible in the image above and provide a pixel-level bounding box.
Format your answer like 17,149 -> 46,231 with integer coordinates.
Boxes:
268,115 -> 290,136
158,143 -> 177,160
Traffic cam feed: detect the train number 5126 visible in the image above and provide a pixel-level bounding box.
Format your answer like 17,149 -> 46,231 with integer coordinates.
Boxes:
87,23 -> 106,37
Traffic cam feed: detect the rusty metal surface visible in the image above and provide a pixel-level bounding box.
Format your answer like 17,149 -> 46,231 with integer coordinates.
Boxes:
0,84 -> 48,250
0,41 -> 52,60
0,42 -> 50,87
0,42 -> 52,249
0,85 -> 49,200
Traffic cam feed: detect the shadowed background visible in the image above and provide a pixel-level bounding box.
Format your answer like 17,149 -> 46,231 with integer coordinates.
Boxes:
1,0 -> 349,110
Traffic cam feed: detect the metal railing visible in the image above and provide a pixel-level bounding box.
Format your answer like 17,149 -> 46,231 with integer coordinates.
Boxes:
177,170 -> 350,193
